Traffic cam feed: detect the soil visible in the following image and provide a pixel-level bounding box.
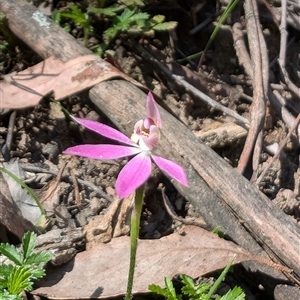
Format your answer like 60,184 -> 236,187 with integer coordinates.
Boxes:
0,0 -> 300,299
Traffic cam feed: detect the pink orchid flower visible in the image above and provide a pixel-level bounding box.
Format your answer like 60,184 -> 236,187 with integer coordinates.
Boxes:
63,92 -> 188,199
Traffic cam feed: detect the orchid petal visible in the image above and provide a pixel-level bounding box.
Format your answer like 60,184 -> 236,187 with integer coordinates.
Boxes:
139,125 -> 160,150
146,92 -> 162,128
133,119 -> 144,134
151,155 -> 188,186
63,144 -> 142,159
72,116 -> 137,147
116,152 -> 152,199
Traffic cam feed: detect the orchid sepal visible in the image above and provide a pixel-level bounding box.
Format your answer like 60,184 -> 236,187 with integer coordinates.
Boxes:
63,144 -> 142,160
146,92 -> 162,128
151,155 -> 188,187
72,116 -> 138,147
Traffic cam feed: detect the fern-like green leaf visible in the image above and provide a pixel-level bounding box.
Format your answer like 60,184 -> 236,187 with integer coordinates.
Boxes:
115,9 -> 149,31
195,283 -> 212,296
0,290 -> 21,300
128,12 -> 149,22
118,8 -> 136,22
0,232 -> 51,299
180,274 -> 195,288
28,267 -> 46,280
0,244 -> 23,266
24,251 -> 52,266
149,277 -> 182,300
51,10 -> 61,24
219,286 -> 245,300
60,3 -> 88,26
88,4 -> 124,17
21,232 -> 36,261
7,266 -> 33,295
0,264 -> 14,281
181,274 -> 211,298
0,265 -> 13,291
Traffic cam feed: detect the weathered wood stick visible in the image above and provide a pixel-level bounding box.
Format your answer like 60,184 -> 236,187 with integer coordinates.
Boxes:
1,0 -> 299,285
90,81 -> 300,277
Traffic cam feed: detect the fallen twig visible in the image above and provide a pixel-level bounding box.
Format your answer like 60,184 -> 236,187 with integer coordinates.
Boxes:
2,110 -> 17,161
232,22 -> 253,78
277,0 -> 300,98
236,0 -> 269,180
256,113 -> 300,185
20,164 -> 114,203
160,185 -> 208,229
70,169 -> 82,208
269,89 -> 300,136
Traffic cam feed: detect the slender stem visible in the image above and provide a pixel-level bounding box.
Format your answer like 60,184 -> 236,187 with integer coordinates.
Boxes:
125,184 -> 145,300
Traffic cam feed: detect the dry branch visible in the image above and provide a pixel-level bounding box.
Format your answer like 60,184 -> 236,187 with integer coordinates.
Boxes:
1,0 -> 300,295
90,80 -> 300,276
236,0 -> 269,178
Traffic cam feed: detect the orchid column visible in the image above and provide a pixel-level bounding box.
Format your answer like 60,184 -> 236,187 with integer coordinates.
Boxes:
64,92 -> 188,299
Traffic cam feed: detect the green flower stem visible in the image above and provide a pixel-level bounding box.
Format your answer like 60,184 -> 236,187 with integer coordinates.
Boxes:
125,184 -> 145,300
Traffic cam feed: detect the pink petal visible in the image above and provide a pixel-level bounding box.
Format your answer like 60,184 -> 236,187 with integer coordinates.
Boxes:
116,152 -> 152,199
63,144 -> 141,159
72,116 -> 137,147
146,92 -> 162,128
151,155 -> 188,186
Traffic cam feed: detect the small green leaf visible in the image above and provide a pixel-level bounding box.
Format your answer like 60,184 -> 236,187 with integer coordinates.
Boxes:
148,283 -> 170,297
164,277 -> 180,300
0,244 -> 23,265
151,14 -> 165,24
212,226 -> 225,238
51,10 -> 61,24
91,42 -> 108,57
21,232 -> 36,261
121,0 -> 145,7
104,26 -> 119,41
152,21 -> 177,31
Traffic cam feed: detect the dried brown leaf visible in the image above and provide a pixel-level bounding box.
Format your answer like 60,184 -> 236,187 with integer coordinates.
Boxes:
0,173 -> 36,240
32,225 -> 277,299
0,55 -> 142,109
